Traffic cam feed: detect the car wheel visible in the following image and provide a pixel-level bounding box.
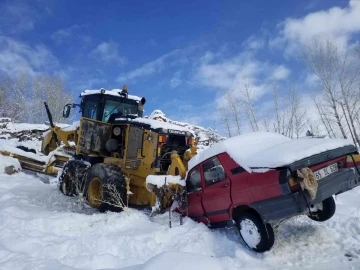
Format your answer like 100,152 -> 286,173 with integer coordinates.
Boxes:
308,196 -> 336,222
236,212 -> 275,253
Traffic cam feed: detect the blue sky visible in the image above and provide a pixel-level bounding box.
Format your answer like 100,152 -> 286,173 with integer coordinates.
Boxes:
1,0 -> 359,132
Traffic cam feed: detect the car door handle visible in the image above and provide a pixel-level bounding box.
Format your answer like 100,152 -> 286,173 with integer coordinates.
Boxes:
222,184 -> 228,188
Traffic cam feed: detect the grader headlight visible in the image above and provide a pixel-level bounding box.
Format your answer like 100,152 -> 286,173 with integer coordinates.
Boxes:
113,126 -> 121,136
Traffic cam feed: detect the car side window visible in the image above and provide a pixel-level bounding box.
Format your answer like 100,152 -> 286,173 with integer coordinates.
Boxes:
186,166 -> 201,193
202,157 -> 226,187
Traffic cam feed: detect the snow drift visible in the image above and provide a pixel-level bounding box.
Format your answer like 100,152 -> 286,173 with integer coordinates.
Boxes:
0,172 -> 359,270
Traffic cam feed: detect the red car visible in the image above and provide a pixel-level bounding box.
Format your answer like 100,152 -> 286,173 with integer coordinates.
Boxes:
185,132 -> 360,252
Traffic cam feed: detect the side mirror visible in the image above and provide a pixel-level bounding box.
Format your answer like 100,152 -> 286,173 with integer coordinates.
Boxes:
63,104 -> 71,118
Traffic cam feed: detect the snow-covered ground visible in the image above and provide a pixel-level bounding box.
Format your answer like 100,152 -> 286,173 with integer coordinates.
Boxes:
0,168 -> 359,270
1,120 -> 359,269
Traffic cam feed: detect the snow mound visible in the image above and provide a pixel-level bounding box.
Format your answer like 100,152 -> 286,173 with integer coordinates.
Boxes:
148,110 -> 225,149
0,155 -> 21,174
126,117 -> 192,132
0,141 -> 49,163
189,132 -> 354,172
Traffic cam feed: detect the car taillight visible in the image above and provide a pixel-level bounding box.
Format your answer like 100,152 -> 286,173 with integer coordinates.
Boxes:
288,177 -> 300,192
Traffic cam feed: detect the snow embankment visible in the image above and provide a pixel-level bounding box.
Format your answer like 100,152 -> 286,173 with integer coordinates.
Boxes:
0,140 -> 48,163
0,172 -> 359,269
0,155 -> 21,174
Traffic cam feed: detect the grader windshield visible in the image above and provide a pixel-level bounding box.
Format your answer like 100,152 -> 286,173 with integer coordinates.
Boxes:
102,99 -> 138,122
80,90 -> 143,123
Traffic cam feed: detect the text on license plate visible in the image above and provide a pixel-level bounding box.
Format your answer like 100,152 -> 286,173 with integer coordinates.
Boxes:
314,163 -> 338,181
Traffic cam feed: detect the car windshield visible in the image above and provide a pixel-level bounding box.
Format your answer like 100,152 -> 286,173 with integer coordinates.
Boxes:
102,99 -> 138,122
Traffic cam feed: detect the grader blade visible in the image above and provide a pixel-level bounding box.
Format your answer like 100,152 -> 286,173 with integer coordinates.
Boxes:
0,146 -> 70,176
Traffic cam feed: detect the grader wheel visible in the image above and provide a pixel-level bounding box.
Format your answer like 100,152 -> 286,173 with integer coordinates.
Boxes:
87,177 -> 103,208
59,160 -> 90,196
84,163 -> 127,212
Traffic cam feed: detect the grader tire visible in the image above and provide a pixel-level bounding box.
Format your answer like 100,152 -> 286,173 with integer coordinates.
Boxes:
59,160 -> 90,196
84,163 -> 127,212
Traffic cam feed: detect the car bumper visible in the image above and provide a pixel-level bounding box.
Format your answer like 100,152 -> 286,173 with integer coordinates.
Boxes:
250,167 -> 360,222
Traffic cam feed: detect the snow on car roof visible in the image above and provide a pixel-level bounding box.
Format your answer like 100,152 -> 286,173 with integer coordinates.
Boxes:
80,89 -> 142,102
116,117 -> 193,133
188,132 -> 354,173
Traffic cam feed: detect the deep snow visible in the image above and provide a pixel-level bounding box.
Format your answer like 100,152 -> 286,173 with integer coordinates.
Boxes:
0,169 -> 359,270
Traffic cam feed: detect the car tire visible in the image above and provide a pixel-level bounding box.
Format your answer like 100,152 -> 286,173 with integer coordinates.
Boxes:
84,163 -> 127,212
59,160 -> 90,196
308,196 -> 336,222
236,212 -> 275,253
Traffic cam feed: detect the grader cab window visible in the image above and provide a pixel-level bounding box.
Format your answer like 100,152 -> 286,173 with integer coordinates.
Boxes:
83,100 -> 98,120
103,99 -> 139,123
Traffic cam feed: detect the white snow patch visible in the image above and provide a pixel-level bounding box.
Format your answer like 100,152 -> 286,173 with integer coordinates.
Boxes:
0,166 -> 359,269
0,141 -> 49,163
61,120 -> 80,132
189,132 -> 354,172
123,251 -> 231,270
81,89 -> 142,102
245,137 -> 354,169
0,155 -> 21,174
121,117 -> 193,132
2,122 -> 49,132
146,175 -> 185,188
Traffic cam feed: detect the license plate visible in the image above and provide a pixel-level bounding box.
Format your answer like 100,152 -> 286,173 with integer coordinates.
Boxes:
314,163 -> 338,181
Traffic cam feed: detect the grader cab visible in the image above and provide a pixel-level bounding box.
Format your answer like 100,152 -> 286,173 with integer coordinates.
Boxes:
28,86 -> 197,213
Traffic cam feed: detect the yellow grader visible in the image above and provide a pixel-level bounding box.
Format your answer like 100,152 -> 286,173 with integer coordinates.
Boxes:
0,86 -> 197,213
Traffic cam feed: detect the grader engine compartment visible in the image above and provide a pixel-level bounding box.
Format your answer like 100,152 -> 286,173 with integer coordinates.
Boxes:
158,131 -> 192,172
77,119 -> 111,155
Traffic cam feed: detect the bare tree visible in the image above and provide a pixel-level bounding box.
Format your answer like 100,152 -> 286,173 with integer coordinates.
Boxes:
31,75 -> 75,123
224,91 -> 242,135
335,49 -> 360,146
0,76 -> 11,117
303,39 -> 360,141
241,78 -> 259,132
272,79 -> 281,133
290,88 -> 307,138
0,72 -> 74,124
311,94 -> 336,138
217,104 -> 233,137
6,72 -> 29,122
263,117 -> 269,132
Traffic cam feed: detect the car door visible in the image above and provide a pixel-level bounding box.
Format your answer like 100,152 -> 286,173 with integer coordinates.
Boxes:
186,166 -> 207,224
201,156 -> 232,223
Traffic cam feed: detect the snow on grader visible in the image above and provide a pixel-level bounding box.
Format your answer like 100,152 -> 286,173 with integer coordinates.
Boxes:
0,86 -> 197,216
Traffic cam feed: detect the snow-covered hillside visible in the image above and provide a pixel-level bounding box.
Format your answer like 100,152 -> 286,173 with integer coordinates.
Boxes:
148,110 -> 225,149
0,165 -> 359,270
0,112 -> 224,152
